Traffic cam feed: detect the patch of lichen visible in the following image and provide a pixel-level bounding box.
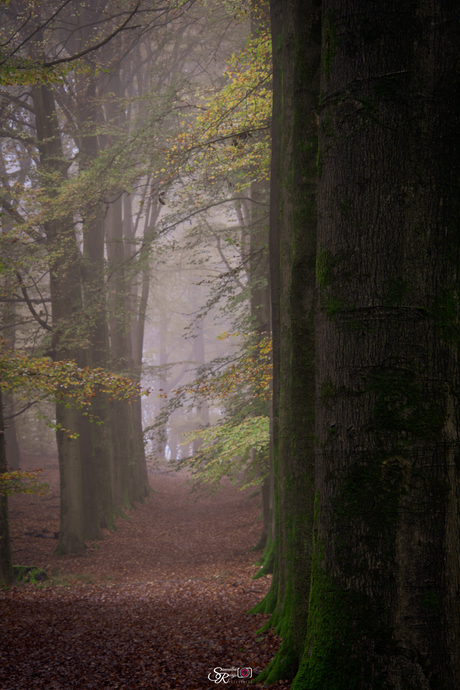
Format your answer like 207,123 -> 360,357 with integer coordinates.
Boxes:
366,367 -> 447,442
316,248 -> 336,289
316,248 -> 359,321
325,295 -> 344,318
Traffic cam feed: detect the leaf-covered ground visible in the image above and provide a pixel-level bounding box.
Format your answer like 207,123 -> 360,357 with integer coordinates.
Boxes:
1,455 -> 290,689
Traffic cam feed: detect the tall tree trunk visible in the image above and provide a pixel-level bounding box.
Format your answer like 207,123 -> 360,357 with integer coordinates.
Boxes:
127,195 -> 160,499
106,194 -> 134,512
2,339 -> 21,471
0,184 -> 22,473
250,0 -> 283,595
0,390 -> 14,587
255,0 -> 320,683
32,81 -> 85,555
297,2 -> 460,688
249,179 -> 271,552
76,67 -> 115,534
104,69 -> 149,508
3,393 -> 21,472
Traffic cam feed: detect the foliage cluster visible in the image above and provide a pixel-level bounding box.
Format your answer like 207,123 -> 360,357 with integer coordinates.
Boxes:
0,338 -> 148,436
184,414 -> 269,489
0,468 -> 48,497
176,332 -> 271,405
172,333 -> 271,489
163,27 -> 272,193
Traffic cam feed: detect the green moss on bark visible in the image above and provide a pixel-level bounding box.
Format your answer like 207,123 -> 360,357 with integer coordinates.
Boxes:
316,248 -> 337,289
293,509 -> 396,690
367,367 -> 447,441
257,638 -> 299,684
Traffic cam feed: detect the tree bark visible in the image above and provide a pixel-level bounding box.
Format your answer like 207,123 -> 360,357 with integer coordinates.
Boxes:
250,0 -> 320,680
106,193 -> 137,511
1,206 -> 22,472
31,81 -> 86,555
76,64 -> 115,535
255,0 -> 321,683
250,0 -> 283,599
297,2 -> 460,688
104,69 -> 149,508
3,393 -> 21,472
248,178 -> 271,551
0,390 -> 14,587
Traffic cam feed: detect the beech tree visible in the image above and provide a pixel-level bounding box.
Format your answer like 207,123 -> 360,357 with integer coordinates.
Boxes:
259,0 -> 460,688
0,390 -> 13,586
0,344 -> 143,584
0,0 -> 191,552
1,0 -> 255,557
251,0 -> 319,683
307,1 -> 460,686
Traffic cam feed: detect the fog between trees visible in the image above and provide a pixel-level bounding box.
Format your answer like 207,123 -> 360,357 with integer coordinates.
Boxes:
3,1 -> 460,688
0,0 -> 270,567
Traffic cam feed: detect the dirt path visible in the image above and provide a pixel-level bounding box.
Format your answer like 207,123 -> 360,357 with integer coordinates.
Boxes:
1,456 -> 290,689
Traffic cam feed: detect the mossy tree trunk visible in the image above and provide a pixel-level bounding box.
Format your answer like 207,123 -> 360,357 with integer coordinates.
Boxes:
295,2 -> 460,688
254,0 -> 321,684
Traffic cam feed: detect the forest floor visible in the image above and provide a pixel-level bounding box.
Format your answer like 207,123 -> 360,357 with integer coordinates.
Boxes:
0,454 -> 290,689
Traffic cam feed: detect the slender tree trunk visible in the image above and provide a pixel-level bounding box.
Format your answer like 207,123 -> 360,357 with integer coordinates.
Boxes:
104,68 -> 149,507
250,0 -> 283,595
127,197 -> 160,499
248,179 -> 271,551
2,361 -> 21,472
3,393 -> 21,471
106,194 -> 134,512
156,309 -> 170,459
297,2 -> 460,688
0,390 -> 14,587
1,211 -> 22,472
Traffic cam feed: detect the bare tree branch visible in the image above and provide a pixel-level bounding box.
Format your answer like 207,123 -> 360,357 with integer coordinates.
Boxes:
0,0 -> 141,68
4,400 -> 39,420
15,271 -> 53,332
